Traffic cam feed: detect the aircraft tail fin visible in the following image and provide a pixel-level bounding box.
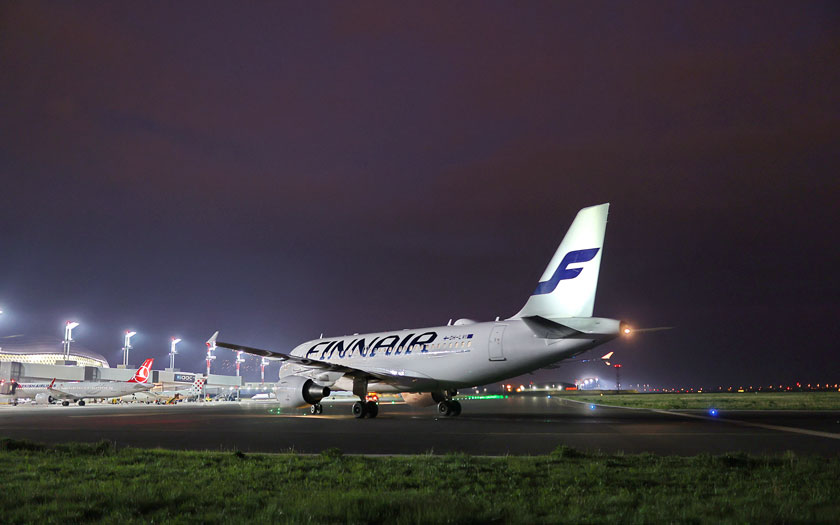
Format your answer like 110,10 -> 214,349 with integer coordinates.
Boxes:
128,359 -> 154,383
511,203 -> 609,319
191,377 -> 206,394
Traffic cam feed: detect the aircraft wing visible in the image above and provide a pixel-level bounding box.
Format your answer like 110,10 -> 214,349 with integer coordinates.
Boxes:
214,341 -> 363,375
47,383 -> 76,399
211,334 -> 435,389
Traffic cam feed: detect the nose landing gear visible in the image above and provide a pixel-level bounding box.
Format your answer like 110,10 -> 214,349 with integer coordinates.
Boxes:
309,403 -> 323,415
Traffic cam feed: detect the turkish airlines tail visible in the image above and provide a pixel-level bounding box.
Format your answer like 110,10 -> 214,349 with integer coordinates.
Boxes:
512,203 -> 609,319
128,359 -> 154,383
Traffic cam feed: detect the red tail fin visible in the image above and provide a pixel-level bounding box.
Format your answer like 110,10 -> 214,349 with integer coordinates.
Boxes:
48,378 -> 56,389
128,359 -> 154,383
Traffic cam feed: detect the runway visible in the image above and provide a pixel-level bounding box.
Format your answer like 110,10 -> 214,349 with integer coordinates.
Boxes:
1,397 -> 838,455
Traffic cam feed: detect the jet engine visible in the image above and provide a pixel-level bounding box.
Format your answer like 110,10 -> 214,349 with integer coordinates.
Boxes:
34,393 -> 54,405
273,375 -> 330,408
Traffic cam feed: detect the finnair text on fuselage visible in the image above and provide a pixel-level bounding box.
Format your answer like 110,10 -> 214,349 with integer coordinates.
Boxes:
302,330 -> 476,360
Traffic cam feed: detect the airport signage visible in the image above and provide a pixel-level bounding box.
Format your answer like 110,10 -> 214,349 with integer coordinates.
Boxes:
174,373 -> 196,383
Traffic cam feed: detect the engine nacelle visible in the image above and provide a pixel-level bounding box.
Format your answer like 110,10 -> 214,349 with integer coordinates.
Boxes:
34,393 -> 54,405
273,375 -> 330,408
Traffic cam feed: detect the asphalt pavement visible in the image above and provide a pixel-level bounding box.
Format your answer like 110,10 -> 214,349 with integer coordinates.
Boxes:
1,396 -> 838,456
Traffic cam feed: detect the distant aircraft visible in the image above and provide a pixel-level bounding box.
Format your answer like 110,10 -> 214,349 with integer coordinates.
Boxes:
123,376 -> 206,404
0,381 -> 54,405
211,203 -> 637,418
48,359 -> 155,406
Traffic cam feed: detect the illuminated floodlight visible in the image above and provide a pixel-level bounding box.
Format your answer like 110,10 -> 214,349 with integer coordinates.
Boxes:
122,330 -> 137,367
169,338 -> 182,370
708,408 -> 719,417
62,321 -> 80,360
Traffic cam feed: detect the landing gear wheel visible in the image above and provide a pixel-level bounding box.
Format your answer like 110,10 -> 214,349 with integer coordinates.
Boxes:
365,401 -> 379,418
78,400 -> 86,407
352,401 -> 366,419
316,404 -> 323,414
310,403 -> 323,415
437,401 -> 452,416
450,400 -> 462,416
62,401 -> 70,407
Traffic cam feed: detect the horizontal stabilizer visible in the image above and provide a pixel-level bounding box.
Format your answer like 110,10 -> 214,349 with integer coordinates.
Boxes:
521,316 -> 581,339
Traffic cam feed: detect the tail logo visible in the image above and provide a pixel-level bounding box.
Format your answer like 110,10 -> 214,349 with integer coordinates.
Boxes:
533,248 -> 600,295
129,359 -> 154,383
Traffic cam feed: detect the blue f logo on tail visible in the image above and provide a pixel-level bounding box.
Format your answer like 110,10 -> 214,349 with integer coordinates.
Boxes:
533,248 -> 600,295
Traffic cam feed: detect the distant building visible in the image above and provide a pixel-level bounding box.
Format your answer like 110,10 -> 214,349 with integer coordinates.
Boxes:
0,335 -> 110,368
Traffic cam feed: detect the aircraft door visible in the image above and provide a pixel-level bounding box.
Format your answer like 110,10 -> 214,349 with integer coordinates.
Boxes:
488,325 -> 506,361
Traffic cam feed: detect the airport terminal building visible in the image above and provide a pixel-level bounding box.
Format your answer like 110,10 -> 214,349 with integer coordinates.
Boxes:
0,335 -> 242,397
0,336 -> 109,368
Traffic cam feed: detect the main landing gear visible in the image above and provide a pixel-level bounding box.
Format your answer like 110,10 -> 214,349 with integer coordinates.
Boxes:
437,400 -> 461,417
309,403 -> 323,415
352,400 -> 379,419
431,390 -> 461,417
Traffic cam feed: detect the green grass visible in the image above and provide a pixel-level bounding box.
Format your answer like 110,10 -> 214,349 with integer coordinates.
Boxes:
555,391 -> 840,410
1,439 -> 838,524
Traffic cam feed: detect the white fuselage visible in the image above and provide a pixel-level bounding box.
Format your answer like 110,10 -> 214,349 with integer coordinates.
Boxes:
2,382 -> 52,400
51,380 -> 152,400
286,317 -> 620,393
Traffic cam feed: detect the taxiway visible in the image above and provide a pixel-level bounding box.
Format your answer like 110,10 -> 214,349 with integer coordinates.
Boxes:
1,396 -> 838,455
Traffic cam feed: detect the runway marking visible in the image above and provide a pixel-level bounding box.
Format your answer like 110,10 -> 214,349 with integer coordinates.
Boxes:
555,397 -> 840,441
652,410 -> 840,441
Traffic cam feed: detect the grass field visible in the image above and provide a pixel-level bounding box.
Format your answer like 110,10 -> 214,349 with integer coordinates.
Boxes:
554,391 -> 840,410
2,439 -> 838,523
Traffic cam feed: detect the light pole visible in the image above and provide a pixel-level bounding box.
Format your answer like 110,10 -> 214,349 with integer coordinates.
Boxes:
122,331 -> 136,367
63,321 -> 80,361
205,339 -> 216,377
235,350 -> 245,400
260,356 -> 269,385
614,364 -> 622,392
169,338 -> 181,370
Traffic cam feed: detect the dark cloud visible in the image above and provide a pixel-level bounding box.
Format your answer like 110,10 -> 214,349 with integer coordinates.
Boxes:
0,2 -> 837,387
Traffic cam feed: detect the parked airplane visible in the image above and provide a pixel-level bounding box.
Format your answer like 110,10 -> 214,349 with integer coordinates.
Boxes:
0,380 -> 54,405
123,376 -> 206,404
49,359 -> 155,406
210,203 -> 635,418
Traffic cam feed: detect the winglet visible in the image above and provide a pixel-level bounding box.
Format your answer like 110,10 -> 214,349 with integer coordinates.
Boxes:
206,331 -> 219,348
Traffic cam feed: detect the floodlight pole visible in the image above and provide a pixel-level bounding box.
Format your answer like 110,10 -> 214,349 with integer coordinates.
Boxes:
63,321 -> 79,360
169,338 -> 181,370
235,350 -> 245,400
122,331 -> 136,367
205,340 -> 216,377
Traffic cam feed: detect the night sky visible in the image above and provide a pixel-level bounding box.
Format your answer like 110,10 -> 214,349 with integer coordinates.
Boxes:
1,2 -> 838,388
